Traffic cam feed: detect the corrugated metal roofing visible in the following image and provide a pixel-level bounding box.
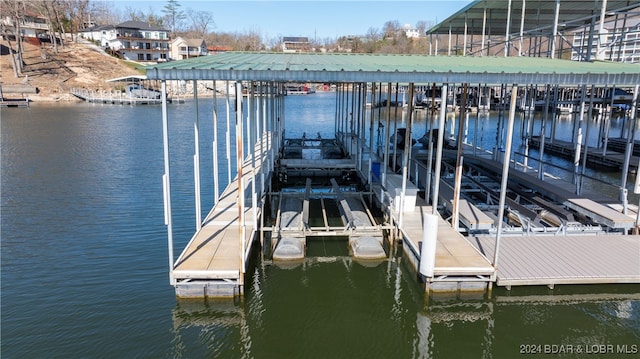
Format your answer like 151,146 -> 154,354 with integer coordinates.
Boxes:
427,0 -> 639,35
145,52 -> 640,85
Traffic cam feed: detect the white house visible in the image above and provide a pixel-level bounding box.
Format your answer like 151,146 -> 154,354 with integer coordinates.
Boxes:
171,37 -> 208,60
1,10 -> 49,38
79,24 -> 117,47
403,24 -> 421,39
79,20 -> 170,62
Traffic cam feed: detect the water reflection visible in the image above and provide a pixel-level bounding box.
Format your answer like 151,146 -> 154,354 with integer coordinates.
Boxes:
170,248 -> 639,359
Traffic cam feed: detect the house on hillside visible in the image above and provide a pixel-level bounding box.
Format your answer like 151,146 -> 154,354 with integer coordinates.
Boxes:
171,37 -> 208,60
0,10 -> 49,38
79,24 -> 117,46
79,20 -> 170,62
282,37 -> 311,53
403,24 -> 421,39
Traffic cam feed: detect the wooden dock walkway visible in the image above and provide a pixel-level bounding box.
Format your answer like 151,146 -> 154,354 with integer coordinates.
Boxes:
390,198 -> 495,292
173,133 -> 271,298
470,234 -> 640,288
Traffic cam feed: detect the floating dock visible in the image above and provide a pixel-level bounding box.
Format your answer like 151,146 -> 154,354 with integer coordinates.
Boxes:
146,52 -> 640,299
529,137 -> 639,170
471,234 -> 640,288
172,133 -> 271,298
69,88 -> 181,105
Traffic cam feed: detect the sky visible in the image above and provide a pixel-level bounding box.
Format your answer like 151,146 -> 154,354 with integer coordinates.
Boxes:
114,0 -> 473,40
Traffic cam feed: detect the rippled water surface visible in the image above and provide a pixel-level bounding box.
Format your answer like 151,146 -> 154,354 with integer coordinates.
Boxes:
2,95 -> 639,358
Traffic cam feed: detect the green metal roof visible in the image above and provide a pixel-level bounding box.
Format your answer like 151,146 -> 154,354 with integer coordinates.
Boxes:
146,52 -> 640,86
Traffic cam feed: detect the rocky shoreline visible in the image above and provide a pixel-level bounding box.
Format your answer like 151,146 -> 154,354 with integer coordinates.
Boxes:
1,36 -> 142,103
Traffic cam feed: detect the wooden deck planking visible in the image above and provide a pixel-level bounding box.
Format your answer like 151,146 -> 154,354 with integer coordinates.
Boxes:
173,133 -> 272,280
470,235 -> 640,286
400,204 -> 495,276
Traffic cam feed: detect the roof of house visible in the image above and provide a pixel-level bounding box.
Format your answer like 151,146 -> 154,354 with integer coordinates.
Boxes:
116,21 -> 168,32
208,45 -> 233,52
185,38 -> 206,47
283,37 -> 309,43
79,24 -> 115,33
145,51 -> 640,86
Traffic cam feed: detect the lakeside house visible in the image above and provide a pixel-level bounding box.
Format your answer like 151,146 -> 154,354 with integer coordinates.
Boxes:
402,24 -> 422,39
282,37 -> 311,53
79,21 -> 170,62
170,37 -> 208,60
0,10 -> 49,39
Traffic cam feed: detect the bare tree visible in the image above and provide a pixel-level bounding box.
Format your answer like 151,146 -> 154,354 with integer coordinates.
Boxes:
237,29 -> 262,51
61,0 -> 87,41
47,0 -> 66,49
415,20 -> 432,36
144,6 -> 165,27
37,1 -> 60,53
0,12 -> 20,78
89,2 -> 124,25
382,20 -> 401,39
1,0 -> 26,76
124,5 -> 144,22
186,8 -> 214,37
366,27 -> 380,42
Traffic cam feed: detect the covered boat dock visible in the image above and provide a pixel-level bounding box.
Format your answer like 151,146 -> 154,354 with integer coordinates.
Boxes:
147,52 -> 640,298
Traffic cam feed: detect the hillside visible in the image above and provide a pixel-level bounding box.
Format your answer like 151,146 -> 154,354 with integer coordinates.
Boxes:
1,37 -> 143,102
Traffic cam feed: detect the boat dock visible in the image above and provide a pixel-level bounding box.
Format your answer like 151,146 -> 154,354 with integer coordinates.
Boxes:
172,132 -> 272,297
146,52 -> 639,299
70,88 -> 165,105
529,137 -> 639,170
0,84 -> 35,108
393,199 -> 496,293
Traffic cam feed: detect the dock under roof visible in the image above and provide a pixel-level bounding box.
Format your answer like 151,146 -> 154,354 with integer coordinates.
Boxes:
145,52 -> 640,85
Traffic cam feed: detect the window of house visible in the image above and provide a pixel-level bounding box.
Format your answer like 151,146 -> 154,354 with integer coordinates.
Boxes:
138,53 -> 145,60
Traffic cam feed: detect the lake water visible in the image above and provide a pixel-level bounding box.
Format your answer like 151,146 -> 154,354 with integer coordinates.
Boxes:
2,93 -> 639,358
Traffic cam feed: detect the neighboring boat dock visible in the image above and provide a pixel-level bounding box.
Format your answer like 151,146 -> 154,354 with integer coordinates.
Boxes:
70,87 -> 165,105
0,84 -> 36,108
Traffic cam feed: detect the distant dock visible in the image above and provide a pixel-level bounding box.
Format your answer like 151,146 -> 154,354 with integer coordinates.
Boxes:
70,88 -> 182,105
529,137 -> 639,171
0,84 -> 36,108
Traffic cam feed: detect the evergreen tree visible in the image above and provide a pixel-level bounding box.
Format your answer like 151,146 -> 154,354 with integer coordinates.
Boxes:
162,0 -> 185,34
